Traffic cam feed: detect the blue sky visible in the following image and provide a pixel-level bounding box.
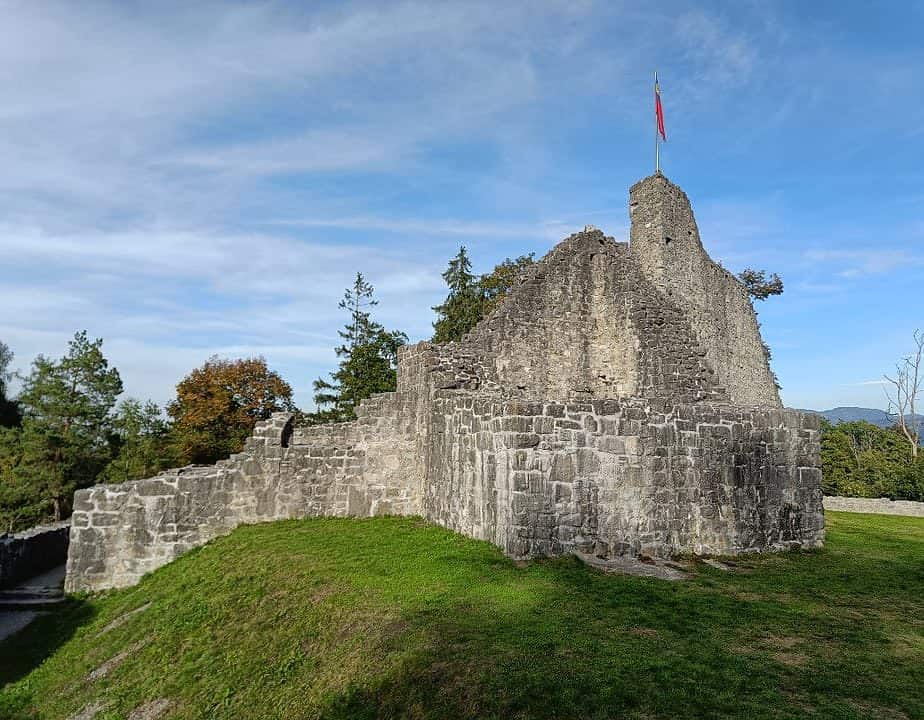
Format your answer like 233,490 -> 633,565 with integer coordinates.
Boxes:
1,0 -> 922,411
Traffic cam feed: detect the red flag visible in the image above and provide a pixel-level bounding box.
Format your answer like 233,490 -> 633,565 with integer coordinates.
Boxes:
655,77 -> 666,142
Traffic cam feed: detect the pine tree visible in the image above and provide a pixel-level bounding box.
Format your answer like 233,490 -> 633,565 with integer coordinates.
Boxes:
311,274 -> 407,423
0,340 -> 21,428
431,248 -> 535,343
737,268 -> 784,300
102,399 -> 178,483
432,246 -> 483,343
10,331 -> 123,522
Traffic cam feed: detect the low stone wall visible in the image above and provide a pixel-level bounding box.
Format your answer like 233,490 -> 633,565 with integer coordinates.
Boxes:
67,395 -> 424,592
67,384 -> 825,592
1,521 -> 70,589
425,395 -> 824,559
824,496 -> 924,518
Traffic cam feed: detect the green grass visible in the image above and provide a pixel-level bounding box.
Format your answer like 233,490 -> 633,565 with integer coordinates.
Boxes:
1,511 -> 922,719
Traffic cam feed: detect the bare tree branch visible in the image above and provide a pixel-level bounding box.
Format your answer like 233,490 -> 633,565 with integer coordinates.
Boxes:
884,329 -> 923,458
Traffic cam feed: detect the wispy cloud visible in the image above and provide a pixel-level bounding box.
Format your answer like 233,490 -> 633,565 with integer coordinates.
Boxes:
804,249 -> 924,278
674,10 -> 758,91
1,0 -> 922,415
269,216 -> 578,241
0,218 -> 445,407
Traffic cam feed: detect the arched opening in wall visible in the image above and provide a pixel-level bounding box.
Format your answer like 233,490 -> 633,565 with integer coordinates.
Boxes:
280,418 -> 294,448
665,236 -> 673,245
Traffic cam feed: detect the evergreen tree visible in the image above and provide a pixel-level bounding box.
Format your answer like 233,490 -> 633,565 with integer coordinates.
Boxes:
0,428 -> 35,533
431,249 -> 535,343
0,340 -> 21,428
432,246 -> 483,343
311,273 -> 407,423
102,399 -> 177,483
6,331 -> 123,523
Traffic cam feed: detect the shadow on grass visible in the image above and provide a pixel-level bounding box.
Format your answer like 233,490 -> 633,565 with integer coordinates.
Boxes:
311,562 -> 778,720
0,598 -> 96,688
313,546 -> 923,720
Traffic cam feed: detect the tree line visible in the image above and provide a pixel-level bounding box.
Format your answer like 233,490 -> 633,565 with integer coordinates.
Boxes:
0,250 -> 532,533
0,333 -> 298,533
10,236 -> 902,534
821,420 -> 923,501
825,329 -> 924,500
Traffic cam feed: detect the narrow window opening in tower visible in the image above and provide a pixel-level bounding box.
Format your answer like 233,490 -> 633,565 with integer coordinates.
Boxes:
665,236 -> 673,245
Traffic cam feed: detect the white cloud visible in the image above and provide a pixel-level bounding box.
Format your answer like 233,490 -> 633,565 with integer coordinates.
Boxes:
2,0 -> 919,417
0,218 -> 445,408
804,249 -> 924,278
674,10 -> 758,90
0,1 -> 561,228
269,216 -> 578,241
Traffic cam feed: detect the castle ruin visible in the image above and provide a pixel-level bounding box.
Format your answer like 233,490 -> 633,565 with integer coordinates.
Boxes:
65,173 -> 825,592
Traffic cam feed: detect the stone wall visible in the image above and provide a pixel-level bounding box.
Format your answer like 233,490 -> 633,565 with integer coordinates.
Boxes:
824,496 -> 924,518
629,174 -> 781,407
1,521 -> 70,589
68,389 -> 824,592
424,394 -> 823,559
67,395 -> 424,592
65,172 -> 824,593
429,231 -> 725,404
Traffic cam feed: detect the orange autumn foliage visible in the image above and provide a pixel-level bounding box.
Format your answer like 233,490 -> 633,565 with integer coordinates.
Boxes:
167,356 -> 296,465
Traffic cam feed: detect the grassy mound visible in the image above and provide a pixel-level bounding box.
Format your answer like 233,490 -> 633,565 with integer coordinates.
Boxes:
1,512 -> 922,719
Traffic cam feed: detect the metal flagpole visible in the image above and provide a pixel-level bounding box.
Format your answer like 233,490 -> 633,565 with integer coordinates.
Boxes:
654,70 -> 660,174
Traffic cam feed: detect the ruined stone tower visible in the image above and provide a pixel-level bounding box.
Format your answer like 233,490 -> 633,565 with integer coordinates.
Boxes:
66,174 -> 825,592
628,175 -> 780,406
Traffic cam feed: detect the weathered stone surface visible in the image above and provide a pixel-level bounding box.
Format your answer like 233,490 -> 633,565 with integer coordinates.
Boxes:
88,639 -> 147,681
69,701 -> 108,720
98,602 -> 152,635
127,699 -> 172,720
65,174 -> 824,593
629,174 -> 780,407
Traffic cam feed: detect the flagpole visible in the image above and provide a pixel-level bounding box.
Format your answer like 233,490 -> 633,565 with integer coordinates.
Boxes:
654,70 -> 660,174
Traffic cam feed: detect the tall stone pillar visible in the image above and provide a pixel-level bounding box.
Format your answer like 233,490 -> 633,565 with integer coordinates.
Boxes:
628,173 -> 782,407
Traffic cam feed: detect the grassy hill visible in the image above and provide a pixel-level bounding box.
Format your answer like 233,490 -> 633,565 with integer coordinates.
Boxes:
1,514 -> 922,720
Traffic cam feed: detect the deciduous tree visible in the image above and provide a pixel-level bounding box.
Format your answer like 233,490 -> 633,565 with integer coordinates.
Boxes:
884,329 -> 923,458
168,357 -> 296,465
737,268 -> 784,300
820,419 -> 923,501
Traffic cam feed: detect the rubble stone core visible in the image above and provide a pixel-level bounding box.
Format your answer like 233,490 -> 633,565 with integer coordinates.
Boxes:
66,174 -> 824,592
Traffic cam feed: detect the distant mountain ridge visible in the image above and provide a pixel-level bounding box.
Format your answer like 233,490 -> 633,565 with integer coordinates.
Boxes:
799,406 -> 924,429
